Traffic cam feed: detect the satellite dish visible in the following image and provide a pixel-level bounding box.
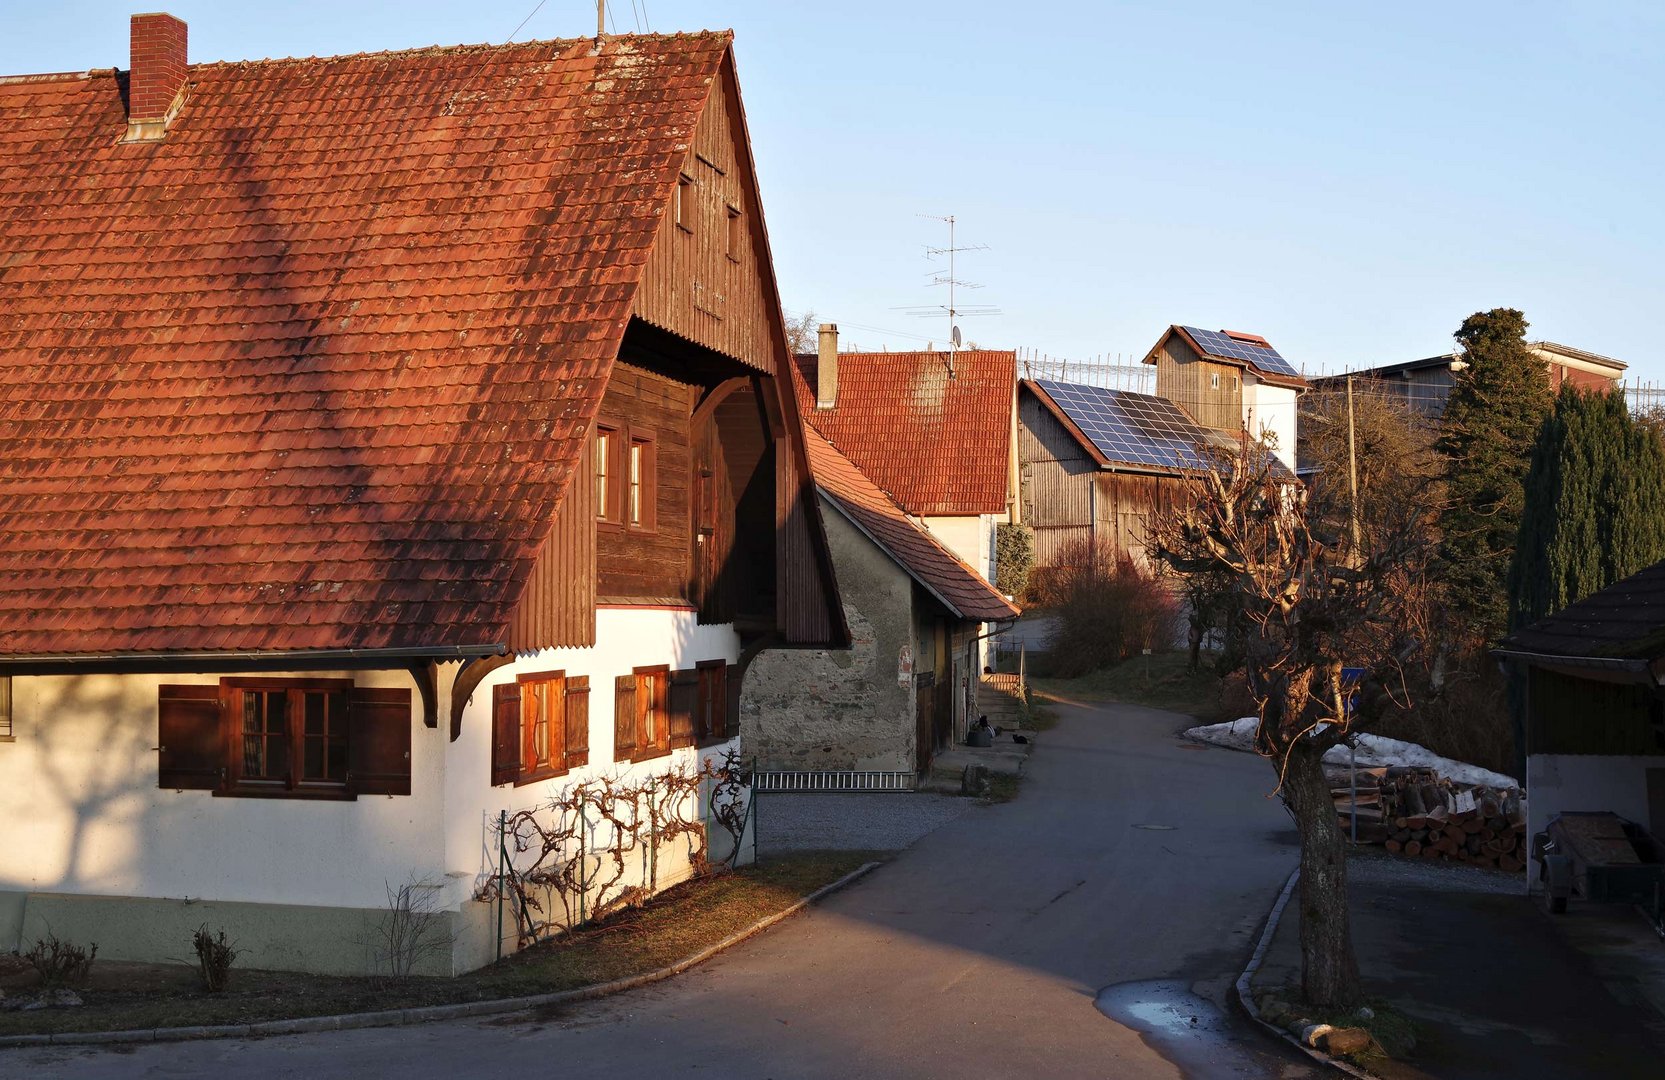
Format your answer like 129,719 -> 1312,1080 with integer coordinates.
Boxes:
951,325 -> 962,348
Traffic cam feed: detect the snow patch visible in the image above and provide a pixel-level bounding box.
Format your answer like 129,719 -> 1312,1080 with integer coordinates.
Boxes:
1183,718 -> 1520,791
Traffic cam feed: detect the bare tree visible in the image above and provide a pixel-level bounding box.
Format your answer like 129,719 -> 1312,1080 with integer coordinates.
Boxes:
1154,440 -> 1433,1008
783,309 -> 819,355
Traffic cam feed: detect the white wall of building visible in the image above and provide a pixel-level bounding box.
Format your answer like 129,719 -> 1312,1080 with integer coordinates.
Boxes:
0,667 -> 442,911
921,513 -> 997,587
1241,377 -> 1298,472
0,608 -> 745,970
1525,753 -> 1665,861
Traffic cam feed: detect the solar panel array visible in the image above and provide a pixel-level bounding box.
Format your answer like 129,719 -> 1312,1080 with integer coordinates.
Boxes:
1034,379 -> 1236,472
1179,326 -> 1303,381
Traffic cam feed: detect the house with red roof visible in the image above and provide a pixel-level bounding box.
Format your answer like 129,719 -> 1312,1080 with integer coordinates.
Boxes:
792,327 -> 1019,588
742,424 -> 1019,780
0,14 -> 843,975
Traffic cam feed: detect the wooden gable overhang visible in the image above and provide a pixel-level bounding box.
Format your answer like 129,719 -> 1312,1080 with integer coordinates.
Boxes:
500,43 -> 846,657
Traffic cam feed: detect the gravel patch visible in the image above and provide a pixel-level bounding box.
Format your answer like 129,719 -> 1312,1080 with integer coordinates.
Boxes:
1348,847 -> 1527,895
754,792 -> 973,854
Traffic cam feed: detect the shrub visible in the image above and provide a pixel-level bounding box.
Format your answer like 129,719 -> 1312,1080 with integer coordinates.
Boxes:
192,925 -> 238,993
994,522 -> 1034,600
1045,540 -> 1180,677
24,933 -> 97,988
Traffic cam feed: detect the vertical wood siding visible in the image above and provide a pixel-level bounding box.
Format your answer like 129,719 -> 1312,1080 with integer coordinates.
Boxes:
595,363 -> 697,601
1154,332 -> 1243,434
508,428 -> 599,650
631,59 -> 775,374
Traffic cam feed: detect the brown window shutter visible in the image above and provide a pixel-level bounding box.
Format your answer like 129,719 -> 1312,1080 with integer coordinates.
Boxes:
492,682 -> 521,786
669,669 -> 698,749
564,676 -> 590,769
614,674 -> 637,761
706,663 -> 729,741
157,684 -> 223,790
724,663 -> 742,742
348,687 -> 412,796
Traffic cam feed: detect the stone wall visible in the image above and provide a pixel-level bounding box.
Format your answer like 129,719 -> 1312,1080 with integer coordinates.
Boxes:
741,500 -> 915,772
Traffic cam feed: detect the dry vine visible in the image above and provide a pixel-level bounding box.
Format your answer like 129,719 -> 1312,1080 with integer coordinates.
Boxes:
476,750 -> 752,947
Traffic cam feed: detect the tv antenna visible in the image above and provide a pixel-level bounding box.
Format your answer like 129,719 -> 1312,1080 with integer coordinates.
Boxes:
895,214 -> 999,378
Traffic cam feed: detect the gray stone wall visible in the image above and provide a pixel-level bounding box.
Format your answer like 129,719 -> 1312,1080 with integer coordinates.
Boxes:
741,501 -> 915,772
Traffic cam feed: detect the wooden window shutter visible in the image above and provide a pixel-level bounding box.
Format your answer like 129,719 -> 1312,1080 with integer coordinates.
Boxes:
669,669 -> 698,749
491,682 -> 521,787
157,684 -> 223,790
614,675 -> 637,761
708,663 -> 729,741
564,676 -> 590,769
348,687 -> 412,796
724,663 -> 742,742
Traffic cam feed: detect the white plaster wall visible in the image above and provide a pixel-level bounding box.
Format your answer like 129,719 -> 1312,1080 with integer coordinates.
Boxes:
445,607 -> 743,909
1242,379 -> 1298,472
0,668 -> 445,911
921,513 -> 996,586
0,610 -> 743,920
1525,753 -> 1665,853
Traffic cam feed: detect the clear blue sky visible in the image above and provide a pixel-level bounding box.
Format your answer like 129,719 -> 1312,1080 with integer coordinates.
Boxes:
6,1 -> 1662,378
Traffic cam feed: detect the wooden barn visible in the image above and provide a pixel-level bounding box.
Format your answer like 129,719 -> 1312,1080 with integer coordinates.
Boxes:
1019,325 -> 1304,581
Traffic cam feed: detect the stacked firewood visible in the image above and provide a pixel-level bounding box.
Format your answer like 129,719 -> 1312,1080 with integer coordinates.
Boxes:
1332,766 -> 1527,872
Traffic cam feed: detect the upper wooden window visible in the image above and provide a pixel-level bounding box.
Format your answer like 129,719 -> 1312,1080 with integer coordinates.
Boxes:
0,674 -> 12,741
157,678 -> 411,799
676,174 -> 694,233
595,426 -> 616,522
1210,372 -> 1221,390
725,205 -> 742,261
491,672 -> 591,786
628,436 -> 655,530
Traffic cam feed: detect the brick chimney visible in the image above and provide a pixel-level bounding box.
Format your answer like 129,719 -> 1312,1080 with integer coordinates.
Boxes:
126,13 -> 188,142
816,323 -> 839,409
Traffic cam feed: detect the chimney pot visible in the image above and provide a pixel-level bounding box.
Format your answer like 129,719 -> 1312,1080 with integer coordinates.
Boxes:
126,12 -> 188,142
816,323 -> 839,409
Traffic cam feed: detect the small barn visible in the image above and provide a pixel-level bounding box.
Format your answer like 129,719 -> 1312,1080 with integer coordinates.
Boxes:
1017,379 -> 1238,579
1495,560 -> 1665,876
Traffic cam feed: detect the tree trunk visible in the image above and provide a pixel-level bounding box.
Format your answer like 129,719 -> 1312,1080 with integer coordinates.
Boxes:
1285,739 -> 1362,1008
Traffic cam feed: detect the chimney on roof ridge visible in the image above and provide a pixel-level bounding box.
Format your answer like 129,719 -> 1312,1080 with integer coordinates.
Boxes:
816,324 -> 839,409
125,12 -> 188,143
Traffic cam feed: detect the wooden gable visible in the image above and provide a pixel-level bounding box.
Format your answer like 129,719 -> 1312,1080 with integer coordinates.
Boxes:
632,52 -> 777,374
1151,328 -> 1242,435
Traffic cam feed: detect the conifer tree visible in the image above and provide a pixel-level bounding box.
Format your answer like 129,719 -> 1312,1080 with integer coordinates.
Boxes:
1511,386 -> 1665,627
1436,309 -> 1552,640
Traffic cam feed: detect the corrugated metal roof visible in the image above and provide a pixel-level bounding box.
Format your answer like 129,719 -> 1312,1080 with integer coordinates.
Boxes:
0,33 -> 731,657
791,349 -> 1015,517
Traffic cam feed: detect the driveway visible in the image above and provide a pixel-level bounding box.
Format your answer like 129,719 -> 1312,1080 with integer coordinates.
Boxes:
17,696 -> 1316,1079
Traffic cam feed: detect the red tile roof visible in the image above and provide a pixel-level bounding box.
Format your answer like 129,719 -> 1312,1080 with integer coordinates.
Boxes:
803,428 -> 1018,624
791,350 -> 1015,516
0,33 -> 731,658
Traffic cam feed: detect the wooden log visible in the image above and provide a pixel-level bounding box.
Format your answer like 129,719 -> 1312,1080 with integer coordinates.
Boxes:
1385,839 -> 1403,854
1404,840 -> 1422,857
1500,853 -> 1525,873
1404,785 -> 1428,817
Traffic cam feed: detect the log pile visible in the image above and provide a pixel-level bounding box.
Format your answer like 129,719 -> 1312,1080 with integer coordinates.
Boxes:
1332,766 -> 1526,872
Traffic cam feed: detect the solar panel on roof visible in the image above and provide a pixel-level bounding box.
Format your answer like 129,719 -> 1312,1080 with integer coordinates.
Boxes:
1179,326 -> 1302,380
1034,379 -> 1237,473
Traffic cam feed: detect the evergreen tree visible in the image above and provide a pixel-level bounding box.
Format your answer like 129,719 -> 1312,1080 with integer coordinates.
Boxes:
1436,309 -> 1552,640
1512,386 -> 1665,627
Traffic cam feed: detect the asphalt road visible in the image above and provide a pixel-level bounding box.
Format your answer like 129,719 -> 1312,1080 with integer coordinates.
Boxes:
15,696 -> 1319,1080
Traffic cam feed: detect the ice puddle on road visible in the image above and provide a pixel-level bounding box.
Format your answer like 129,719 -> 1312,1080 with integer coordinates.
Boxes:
1094,980 -> 1316,1079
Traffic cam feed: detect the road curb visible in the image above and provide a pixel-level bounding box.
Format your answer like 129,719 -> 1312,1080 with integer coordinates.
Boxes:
1235,867 -> 1377,1079
0,860 -> 883,1050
